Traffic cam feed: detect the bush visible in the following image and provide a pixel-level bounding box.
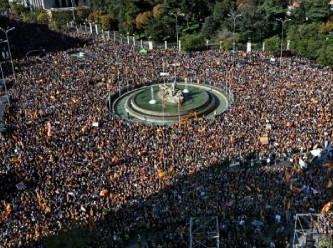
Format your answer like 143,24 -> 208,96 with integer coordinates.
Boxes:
100,14 -> 117,31
181,34 -> 205,51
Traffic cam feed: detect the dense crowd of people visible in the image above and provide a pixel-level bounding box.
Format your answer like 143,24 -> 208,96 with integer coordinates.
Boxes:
0,16 -> 332,248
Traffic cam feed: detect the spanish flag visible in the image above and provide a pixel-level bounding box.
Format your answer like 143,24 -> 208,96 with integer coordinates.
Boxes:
169,166 -> 176,177
284,167 -> 292,184
327,178 -> 332,188
33,110 -> 38,119
323,162 -> 333,167
5,204 -> 11,214
99,189 -> 108,197
321,201 -> 332,214
156,168 -> 167,178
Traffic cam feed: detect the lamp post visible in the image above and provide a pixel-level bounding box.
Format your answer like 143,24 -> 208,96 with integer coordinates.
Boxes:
170,13 -> 184,50
0,27 -> 16,81
70,0 -> 75,22
276,17 -> 291,66
228,13 -> 242,66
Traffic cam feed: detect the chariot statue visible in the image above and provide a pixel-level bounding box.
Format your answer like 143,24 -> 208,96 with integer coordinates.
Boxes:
158,81 -> 185,104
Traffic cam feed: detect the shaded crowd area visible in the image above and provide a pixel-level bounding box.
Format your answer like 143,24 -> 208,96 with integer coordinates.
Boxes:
0,17 -> 332,248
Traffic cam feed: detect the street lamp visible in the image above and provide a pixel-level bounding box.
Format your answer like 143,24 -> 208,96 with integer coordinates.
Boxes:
276,17 -> 291,66
0,27 -> 16,81
228,13 -> 242,66
170,13 -> 184,50
70,0 -> 75,22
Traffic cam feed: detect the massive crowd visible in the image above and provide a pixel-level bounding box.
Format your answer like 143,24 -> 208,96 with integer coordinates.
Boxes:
0,17 -> 332,248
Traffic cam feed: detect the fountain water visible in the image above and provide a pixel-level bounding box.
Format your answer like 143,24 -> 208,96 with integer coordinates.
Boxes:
149,86 -> 157,104
183,77 -> 189,93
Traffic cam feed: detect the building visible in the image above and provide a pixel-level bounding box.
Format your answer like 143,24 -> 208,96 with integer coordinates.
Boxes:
9,0 -> 90,11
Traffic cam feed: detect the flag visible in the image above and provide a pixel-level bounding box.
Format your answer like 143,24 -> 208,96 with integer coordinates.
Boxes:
46,121 -> 52,136
323,162 -> 333,167
293,164 -> 302,175
289,182 -> 293,191
327,178 -> 332,188
321,201 -> 332,214
5,204 -> 11,214
33,110 -> 38,119
284,167 -> 292,184
169,166 -> 176,177
88,216 -> 97,231
328,166 -> 333,173
99,189 -> 108,196
156,167 -> 167,178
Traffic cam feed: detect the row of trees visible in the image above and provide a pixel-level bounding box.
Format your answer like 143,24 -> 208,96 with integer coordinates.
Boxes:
0,0 -> 333,67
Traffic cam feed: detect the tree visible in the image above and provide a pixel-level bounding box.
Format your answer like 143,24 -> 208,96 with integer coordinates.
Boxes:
152,4 -> 162,18
11,0 -> 29,18
143,17 -> 168,41
88,10 -> 106,23
181,34 -> 205,51
212,0 -> 235,25
136,11 -> 153,37
120,0 -> 141,33
136,11 -> 152,30
287,23 -> 326,59
0,0 -> 10,10
201,16 -> 216,39
257,0 -> 285,38
51,10 -> 73,30
37,12 -> 49,24
263,35 -> 280,55
100,14 -> 117,31
301,0 -> 331,23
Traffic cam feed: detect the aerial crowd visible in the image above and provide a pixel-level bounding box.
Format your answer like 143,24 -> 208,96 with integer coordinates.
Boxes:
0,18 -> 332,248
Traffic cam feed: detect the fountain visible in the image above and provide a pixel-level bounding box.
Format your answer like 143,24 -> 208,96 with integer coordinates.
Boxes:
183,77 -> 189,93
111,81 -> 232,125
157,81 -> 184,104
149,86 -> 157,104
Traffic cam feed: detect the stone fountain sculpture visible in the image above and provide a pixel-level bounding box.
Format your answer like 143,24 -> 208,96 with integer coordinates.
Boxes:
157,81 -> 185,104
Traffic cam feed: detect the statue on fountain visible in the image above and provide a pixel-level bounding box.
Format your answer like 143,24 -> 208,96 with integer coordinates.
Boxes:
158,81 -> 185,104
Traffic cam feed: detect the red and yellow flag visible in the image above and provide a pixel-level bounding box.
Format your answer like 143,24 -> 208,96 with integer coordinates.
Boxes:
321,201 -> 332,214
156,167 -> 167,178
284,167 -> 292,184
289,182 -> 293,191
